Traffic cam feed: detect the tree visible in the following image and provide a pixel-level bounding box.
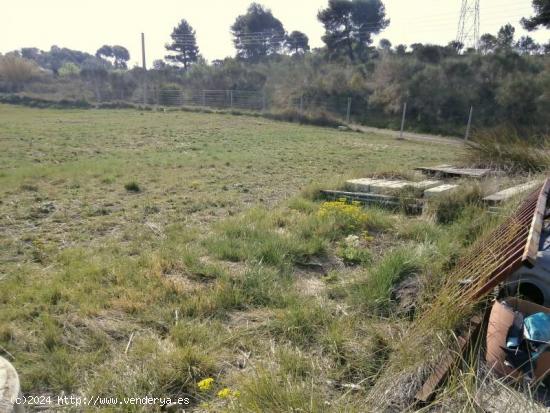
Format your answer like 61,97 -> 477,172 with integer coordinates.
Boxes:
231,3 -> 286,62
153,59 -> 167,70
285,31 -> 310,55
96,45 -> 113,61
379,38 -> 392,51
58,62 -> 80,77
112,46 -> 130,69
522,0 -> 550,30
497,24 -> 515,50
516,36 -> 541,55
165,19 -> 200,69
479,33 -> 498,54
447,40 -> 464,53
80,58 -> 108,101
395,44 -> 407,56
318,0 -> 389,62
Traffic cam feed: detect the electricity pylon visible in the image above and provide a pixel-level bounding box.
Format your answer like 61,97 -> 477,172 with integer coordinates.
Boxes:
456,0 -> 480,50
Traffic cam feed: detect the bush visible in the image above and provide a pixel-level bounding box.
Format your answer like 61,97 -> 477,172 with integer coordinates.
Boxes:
124,181 -> 141,192
465,127 -> 550,174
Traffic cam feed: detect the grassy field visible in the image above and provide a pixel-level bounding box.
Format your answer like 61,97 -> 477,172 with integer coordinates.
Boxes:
1,103 -> 506,411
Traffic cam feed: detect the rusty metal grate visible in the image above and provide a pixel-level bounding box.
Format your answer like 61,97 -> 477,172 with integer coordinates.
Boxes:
415,177 -> 550,404
457,178 -> 549,302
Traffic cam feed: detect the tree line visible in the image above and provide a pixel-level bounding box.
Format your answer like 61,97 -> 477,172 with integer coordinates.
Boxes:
0,0 -> 549,135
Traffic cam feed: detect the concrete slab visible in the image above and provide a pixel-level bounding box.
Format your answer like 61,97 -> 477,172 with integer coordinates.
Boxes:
347,178 -> 442,194
410,180 -> 443,190
424,184 -> 460,198
346,178 -> 379,193
369,179 -> 442,194
483,182 -> 540,204
416,165 -> 493,179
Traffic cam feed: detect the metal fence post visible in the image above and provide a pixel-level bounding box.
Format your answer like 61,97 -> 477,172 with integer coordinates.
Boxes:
399,102 -> 407,140
300,95 -> 304,113
465,106 -> 473,141
230,90 -> 233,108
346,97 -> 352,123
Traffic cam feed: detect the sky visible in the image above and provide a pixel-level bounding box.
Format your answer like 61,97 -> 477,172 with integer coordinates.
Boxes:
1,0 -> 549,66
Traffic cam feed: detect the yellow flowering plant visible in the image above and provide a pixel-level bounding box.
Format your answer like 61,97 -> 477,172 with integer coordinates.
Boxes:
217,388 -> 240,399
197,377 -> 214,392
317,198 -> 368,234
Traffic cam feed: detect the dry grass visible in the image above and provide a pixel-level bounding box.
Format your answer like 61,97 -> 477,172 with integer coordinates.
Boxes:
465,128 -> 550,174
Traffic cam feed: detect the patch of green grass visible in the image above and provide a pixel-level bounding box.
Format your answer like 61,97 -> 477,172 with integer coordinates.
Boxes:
230,368 -> 328,412
349,246 -> 426,312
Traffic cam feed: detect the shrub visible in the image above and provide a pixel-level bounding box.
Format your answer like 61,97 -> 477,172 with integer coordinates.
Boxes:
465,127 -> 550,174
0,55 -> 41,91
124,181 -> 141,192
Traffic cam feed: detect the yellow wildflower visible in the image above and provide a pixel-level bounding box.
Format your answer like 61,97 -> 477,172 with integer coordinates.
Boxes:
217,387 -> 240,399
217,388 -> 231,398
197,377 -> 214,391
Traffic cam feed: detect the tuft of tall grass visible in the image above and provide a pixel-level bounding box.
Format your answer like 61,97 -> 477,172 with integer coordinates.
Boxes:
426,182 -> 485,225
464,127 -> 550,174
350,245 -> 427,313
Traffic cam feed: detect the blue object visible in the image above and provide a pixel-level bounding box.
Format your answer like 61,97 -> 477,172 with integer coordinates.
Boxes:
523,312 -> 550,344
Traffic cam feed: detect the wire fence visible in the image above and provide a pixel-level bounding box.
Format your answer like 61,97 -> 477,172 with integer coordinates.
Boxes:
146,88 -> 475,138
156,89 -> 265,111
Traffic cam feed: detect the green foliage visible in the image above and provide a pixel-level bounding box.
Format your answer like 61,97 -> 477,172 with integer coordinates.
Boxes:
58,62 -> 80,77
521,0 -> 550,31
350,246 -> 425,311
165,19 -> 200,69
318,0 -> 389,62
231,3 -> 285,62
285,31 -> 310,55
337,241 -> 372,266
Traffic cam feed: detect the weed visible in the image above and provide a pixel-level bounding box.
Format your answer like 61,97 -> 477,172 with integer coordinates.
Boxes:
124,181 -> 141,192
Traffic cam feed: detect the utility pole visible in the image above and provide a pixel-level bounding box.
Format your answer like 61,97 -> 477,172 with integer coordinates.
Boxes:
346,97 -> 352,124
399,102 -> 407,140
141,33 -> 147,105
465,106 -> 474,141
